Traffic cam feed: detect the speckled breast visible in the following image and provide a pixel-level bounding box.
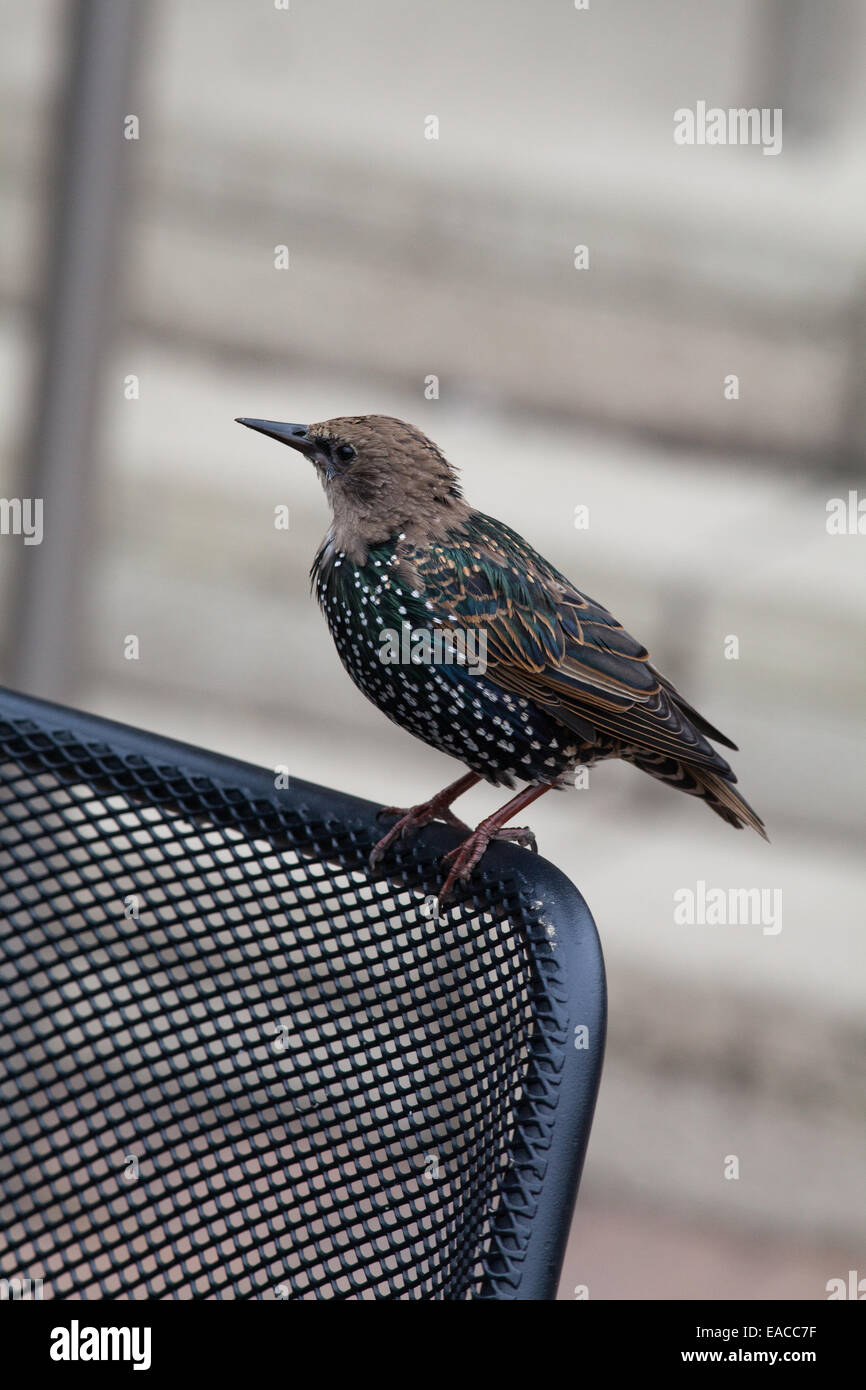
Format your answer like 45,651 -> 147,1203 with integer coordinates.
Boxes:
312,540 -> 580,788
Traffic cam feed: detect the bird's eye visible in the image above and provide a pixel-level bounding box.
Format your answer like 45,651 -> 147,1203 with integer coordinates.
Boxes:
335,443 -> 356,464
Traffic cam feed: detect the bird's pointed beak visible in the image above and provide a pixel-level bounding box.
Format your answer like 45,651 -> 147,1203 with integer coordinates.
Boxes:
235,418 -> 315,455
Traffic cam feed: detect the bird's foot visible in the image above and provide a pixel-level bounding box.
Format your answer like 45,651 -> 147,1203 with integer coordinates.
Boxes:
490,824 -> 537,853
370,800 -> 472,868
439,828 -> 496,900
438,820 -> 537,900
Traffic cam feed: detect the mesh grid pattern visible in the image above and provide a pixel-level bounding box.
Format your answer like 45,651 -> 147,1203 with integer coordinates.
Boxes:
0,703 -> 574,1300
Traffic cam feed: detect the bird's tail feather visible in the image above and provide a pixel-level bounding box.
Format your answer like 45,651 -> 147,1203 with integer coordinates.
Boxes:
691,766 -> 769,840
626,751 -> 768,840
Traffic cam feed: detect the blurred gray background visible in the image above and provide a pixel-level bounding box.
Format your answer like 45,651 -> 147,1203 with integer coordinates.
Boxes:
1,0 -> 864,1299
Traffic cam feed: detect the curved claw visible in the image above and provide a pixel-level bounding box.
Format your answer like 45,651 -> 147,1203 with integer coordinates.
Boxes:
369,812 -> 410,867
491,824 -> 538,853
439,833 -> 489,900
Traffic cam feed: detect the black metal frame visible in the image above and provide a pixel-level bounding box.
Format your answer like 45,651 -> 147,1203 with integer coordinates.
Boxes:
0,687 -> 605,1300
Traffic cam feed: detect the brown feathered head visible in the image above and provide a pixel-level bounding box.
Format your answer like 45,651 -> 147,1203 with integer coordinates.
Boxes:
236,413 -> 466,560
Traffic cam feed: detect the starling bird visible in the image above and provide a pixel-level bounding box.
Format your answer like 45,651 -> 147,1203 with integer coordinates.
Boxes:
237,414 -> 766,899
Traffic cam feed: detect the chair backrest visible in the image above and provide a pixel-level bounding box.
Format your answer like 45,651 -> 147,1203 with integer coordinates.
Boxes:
0,688 -> 605,1300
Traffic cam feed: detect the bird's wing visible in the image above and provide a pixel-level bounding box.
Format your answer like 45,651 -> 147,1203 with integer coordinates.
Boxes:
403,511 -> 736,774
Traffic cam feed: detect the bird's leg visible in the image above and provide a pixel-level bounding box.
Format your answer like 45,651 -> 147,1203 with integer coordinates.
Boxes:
370,772 -> 481,867
439,783 -> 553,900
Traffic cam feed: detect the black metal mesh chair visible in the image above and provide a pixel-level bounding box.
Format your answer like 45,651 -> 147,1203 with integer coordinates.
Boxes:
0,687 -> 605,1300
